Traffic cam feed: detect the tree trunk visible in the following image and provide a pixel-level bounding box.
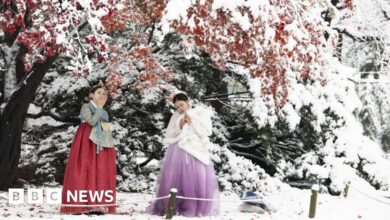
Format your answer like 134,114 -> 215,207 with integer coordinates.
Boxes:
336,33 -> 343,61
0,56 -> 57,190
0,69 -> 4,104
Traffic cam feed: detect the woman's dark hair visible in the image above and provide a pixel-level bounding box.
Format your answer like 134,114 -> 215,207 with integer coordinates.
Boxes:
89,85 -> 106,94
84,85 -> 111,116
84,85 -> 107,102
173,93 -> 189,103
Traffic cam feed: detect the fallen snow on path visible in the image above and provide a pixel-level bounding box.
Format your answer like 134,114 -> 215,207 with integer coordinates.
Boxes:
0,182 -> 389,220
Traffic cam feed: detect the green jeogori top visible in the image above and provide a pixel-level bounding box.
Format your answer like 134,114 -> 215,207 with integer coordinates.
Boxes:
80,101 -> 114,153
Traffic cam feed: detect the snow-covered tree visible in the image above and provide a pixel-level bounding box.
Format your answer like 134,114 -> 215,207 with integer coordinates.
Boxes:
0,0 -> 170,190
0,0 -> 109,189
3,0 -> 390,195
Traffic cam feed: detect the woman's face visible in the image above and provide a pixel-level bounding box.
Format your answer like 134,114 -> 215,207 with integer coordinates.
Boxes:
90,88 -> 107,103
175,100 -> 189,113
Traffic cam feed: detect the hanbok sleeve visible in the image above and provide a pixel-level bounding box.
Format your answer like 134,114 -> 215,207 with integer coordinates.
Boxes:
80,104 -> 104,126
165,111 -> 182,139
189,106 -> 213,138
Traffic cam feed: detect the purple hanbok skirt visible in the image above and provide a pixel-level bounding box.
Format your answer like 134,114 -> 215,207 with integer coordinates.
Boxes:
146,142 -> 220,217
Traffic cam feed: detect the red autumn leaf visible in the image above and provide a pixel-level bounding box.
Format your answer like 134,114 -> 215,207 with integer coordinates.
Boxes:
98,55 -> 105,63
195,37 -> 205,46
193,26 -> 204,36
13,15 -> 25,27
275,32 -> 281,41
277,23 -> 285,31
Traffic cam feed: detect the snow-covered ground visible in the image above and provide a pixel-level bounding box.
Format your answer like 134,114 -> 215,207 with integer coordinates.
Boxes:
1,181 -> 389,220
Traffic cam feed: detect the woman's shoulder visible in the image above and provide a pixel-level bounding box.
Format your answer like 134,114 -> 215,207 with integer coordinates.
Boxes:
81,103 -> 90,109
80,103 -> 94,113
190,105 -> 213,117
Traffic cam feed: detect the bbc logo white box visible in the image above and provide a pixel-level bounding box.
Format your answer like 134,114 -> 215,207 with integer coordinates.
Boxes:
27,189 -> 43,204
8,188 -> 24,204
46,188 -> 62,204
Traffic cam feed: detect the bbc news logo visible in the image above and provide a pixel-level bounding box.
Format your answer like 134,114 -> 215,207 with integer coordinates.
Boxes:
8,188 -> 62,205
8,189 -> 114,204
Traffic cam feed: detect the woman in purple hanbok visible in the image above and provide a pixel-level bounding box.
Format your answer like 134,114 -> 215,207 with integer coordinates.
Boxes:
146,93 -> 220,217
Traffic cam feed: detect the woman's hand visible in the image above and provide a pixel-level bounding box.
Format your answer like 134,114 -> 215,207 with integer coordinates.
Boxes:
184,113 -> 192,124
179,118 -> 187,129
179,112 -> 192,129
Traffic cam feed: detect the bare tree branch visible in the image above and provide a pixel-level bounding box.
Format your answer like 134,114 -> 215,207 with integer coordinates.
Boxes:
334,27 -> 381,42
201,91 -> 251,100
26,110 -> 81,124
147,23 -> 156,45
129,104 -> 152,116
137,155 -> 155,167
